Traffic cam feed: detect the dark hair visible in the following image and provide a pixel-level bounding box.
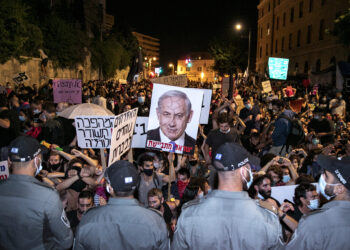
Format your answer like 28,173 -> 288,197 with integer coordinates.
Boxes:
260,153 -> 276,168
78,190 -> 94,201
138,153 -> 154,166
42,102 -> 56,114
217,113 -> 233,125
267,165 -> 283,181
67,158 -> 84,169
177,168 -> 190,179
115,190 -> 135,197
293,183 -> 316,206
295,174 -> 315,184
0,94 -> 8,107
248,174 -> 272,198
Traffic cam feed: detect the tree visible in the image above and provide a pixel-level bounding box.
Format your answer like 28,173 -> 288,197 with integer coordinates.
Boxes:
331,4 -> 350,47
209,36 -> 247,99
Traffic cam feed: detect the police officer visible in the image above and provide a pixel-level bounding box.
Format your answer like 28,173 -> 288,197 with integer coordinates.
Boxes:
74,160 -> 169,250
0,135 -> 73,249
172,142 -> 284,250
286,155 -> 350,250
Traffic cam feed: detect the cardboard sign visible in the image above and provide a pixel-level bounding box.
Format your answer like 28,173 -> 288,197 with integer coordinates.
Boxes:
150,74 -> 187,87
0,161 -> 9,180
108,108 -> 138,166
271,183 -> 318,205
53,79 -> 82,104
146,84 -> 203,155
75,116 -> 115,148
13,72 -> 29,84
262,80 -> 272,93
199,89 -> 212,124
131,117 -> 149,148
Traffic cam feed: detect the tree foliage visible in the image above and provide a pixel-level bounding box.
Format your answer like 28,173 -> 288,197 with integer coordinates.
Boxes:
331,5 -> 350,47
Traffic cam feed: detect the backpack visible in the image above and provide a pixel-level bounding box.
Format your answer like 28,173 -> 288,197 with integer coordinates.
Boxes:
279,114 -> 305,148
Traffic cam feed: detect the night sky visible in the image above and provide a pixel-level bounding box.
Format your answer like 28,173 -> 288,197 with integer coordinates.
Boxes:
107,1 -> 258,67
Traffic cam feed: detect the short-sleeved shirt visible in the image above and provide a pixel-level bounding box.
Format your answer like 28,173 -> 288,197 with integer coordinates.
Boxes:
205,128 -> 241,159
138,173 -> 165,206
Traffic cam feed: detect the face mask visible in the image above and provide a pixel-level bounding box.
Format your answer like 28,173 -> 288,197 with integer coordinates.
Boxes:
241,167 -> 253,189
220,128 -> 231,134
34,157 -> 42,176
19,116 -> 25,121
307,199 -> 319,210
198,192 -> 204,198
153,162 -> 159,169
312,138 -> 320,145
314,115 -> 320,120
50,163 -> 61,171
282,175 -> 291,183
143,168 -> 154,176
318,174 -> 337,200
189,160 -> 198,166
245,104 -> 252,109
138,96 -> 145,103
106,185 -> 111,194
33,109 -> 40,114
207,189 -> 212,194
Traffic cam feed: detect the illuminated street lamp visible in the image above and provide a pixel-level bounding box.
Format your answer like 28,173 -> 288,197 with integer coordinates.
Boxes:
169,63 -> 175,75
235,23 -> 251,77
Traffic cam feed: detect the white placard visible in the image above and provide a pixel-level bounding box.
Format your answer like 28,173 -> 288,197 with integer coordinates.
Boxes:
75,116 -> 115,148
198,89 -> 212,124
108,108 -> 138,166
150,74 -> 187,87
146,84 -> 203,155
262,80 -> 272,93
132,117 -> 149,148
0,161 -> 9,180
271,183 -> 318,205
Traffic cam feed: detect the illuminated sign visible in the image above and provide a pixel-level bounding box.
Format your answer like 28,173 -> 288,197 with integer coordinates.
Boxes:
268,57 -> 289,80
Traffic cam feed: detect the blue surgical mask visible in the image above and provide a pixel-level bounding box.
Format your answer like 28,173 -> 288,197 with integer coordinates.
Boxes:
282,175 -> 291,183
33,109 -> 40,114
312,138 -> 320,145
241,167 -> 253,189
245,104 -> 252,109
307,199 -> 319,210
318,174 -> 337,200
19,116 -> 25,121
138,96 -> 145,104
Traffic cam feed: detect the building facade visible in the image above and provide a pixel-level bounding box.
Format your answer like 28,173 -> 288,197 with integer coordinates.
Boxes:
132,32 -> 160,71
177,53 -> 217,83
256,0 -> 350,76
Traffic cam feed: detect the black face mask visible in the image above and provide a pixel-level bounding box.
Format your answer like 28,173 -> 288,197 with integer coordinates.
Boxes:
50,162 -> 61,171
189,160 -> 198,166
143,168 -> 154,176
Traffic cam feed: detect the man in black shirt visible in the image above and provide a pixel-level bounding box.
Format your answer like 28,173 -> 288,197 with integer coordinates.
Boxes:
0,94 -> 21,147
307,108 -> 335,145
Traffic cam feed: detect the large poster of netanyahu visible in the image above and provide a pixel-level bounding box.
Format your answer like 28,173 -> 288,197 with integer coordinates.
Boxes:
146,83 -> 204,155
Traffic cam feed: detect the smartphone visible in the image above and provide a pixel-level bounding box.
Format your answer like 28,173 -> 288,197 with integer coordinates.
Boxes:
278,158 -> 283,164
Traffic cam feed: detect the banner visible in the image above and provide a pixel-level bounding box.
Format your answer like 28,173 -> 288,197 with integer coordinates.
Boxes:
75,116 -> 115,148
13,72 -> 29,84
150,74 -> 187,87
53,79 -> 82,104
146,84 -> 203,155
261,80 -> 272,93
108,108 -> 138,166
0,161 -> 9,180
199,89 -> 212,124
271,183 -> 318,205
132,117 -> 149,148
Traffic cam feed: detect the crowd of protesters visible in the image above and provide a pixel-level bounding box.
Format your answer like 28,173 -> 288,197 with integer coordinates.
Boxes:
0,77 -> 350,249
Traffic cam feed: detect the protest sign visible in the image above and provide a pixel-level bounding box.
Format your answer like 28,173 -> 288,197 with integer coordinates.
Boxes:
150,74 -> 187,87
75,116 -> 115,148
53,79 -> 82,104
0,161 -> 9,180
199,89 -> 212,124
108,108 -> 138,166
271,183 -> 318,205
146,84 -> 203,155
132,117 -> 149,148
261,80 -> 272,93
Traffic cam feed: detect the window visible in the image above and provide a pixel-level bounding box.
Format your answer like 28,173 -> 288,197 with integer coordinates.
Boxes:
266,44 -> 269,56
330,56 -> 336,65
299,1 -> 303,18
276,16 -> 279,30
304,61 -> 309,73
282,36 -> 285,51
260,27 -> 263,38
319,19 -> 325,40
321,0 -> 325,6
297,29 -> 301,47
289,33 -> 292,49
268,2 -> 271,12
278,0 -> 280,4
283,12 -> 286,26
295,62 -> 299,73
197,67 -> 202,72
316,59 -> 321,72
186,67 -> 190,72
290,8 -> 294,23
307,25 -> 312,44
180,67 -> 183,72
309,0 -> 313,12
275,40 -> 278,53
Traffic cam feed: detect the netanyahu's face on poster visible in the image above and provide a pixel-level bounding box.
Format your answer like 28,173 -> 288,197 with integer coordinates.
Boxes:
156,92 -> 193,142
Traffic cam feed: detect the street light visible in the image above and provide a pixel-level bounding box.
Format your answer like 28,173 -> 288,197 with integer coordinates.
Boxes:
235,23 -> 252,77
169,63 -> 174,75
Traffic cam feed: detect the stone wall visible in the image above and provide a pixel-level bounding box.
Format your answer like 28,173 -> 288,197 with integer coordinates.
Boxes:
0,56 -> 130,88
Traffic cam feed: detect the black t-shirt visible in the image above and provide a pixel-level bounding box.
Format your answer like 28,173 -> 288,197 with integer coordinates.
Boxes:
287,204 -> 304,222
132,103 -> 150,116
308,118 -> 334,144
66,210 -> 80,234
206,128 -> 241,159
0,109 -> 21,147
